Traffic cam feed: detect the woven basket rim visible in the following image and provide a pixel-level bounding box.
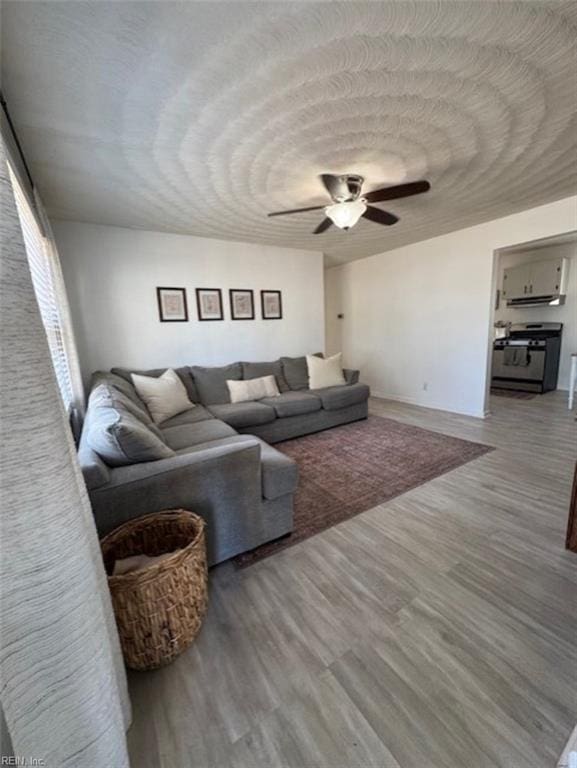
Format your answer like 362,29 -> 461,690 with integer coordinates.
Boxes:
101,509 -> 205,585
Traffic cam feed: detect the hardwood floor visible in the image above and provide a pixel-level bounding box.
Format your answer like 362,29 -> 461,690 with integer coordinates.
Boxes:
127,392 -> 577,768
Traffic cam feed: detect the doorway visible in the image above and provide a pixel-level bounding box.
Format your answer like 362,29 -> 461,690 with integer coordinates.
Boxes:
486,232 -> 577,411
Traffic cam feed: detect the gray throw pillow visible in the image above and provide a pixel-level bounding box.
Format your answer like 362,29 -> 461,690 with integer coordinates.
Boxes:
85,404 -> 175,467
112,366 -> 199,403
190,363 -> 242,405
90,371 -> 145,408
88,383 -> 165,440
281,353 -> 323,391
90,383 -> 150,422
242,360 -> 289,393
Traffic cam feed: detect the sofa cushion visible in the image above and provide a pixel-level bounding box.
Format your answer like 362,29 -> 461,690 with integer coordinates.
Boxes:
312,382 -> 370,411
88,383 -> 165,441
91,371 -> 146,409
280,356 -> 309,391
343,368 -> 360,385
207,402 -> 276,428
160,405 -> 214,428
228,375 -> 279,403
131,369 -> 195,425
191,363 -> 242,405
260,391 -> 321,418
307,352 -> 346,389
85,405 -> 175,466
255,438 -> 299,500
112,366 -> 199,403
161,420 -> 237,451
89,382 -> 150,423
281,353 -> 323,391
242,360 -> 289,392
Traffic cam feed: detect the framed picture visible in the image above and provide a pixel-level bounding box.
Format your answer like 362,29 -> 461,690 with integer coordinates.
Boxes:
261,290 -> 282,320
156,287 -> 188,322
196,288 -> 224,321
229,289 -> 255,320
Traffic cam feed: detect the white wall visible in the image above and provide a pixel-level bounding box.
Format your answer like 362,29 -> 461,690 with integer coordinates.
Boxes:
54,221 -> 324,380
494,241 -> 576,390
325,197 -> 577,417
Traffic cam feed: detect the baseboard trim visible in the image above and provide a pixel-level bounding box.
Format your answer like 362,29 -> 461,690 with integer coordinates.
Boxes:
370,390 -> 486,420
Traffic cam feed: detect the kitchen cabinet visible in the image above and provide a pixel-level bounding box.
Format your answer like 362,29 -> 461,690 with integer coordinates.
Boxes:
502,263 -> 528,299
529,258 -> 563,296
502,257 -> 565,300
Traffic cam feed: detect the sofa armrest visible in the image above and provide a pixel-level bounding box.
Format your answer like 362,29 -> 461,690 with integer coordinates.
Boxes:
96,436 -> 259,488
343,368 -> 360,385
89,436 -> 264,564
78,439 -> 110,490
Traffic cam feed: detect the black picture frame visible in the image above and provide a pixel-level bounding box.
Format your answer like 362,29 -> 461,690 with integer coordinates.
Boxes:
261,290 -> 283,320
229,289 -> 255,320
196,288 -> 224,321
156,287 -> 188,322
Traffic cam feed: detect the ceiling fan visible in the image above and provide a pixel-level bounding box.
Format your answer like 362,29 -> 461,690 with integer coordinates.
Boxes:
267,174 -> 430,234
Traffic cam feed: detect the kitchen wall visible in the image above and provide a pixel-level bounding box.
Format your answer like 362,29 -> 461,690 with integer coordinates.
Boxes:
54,221 -> 324,381
494,241 -> 576,390
325,196 -> 577,417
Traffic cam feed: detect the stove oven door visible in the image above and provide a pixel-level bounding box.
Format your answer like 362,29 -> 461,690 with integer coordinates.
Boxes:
492,344 -> 546,384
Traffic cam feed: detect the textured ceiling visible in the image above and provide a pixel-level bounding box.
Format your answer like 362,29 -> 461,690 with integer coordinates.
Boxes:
2,1 -> 577,266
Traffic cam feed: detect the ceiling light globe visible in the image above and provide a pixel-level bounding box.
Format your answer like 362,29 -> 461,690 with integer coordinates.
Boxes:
325,199 -> 367,230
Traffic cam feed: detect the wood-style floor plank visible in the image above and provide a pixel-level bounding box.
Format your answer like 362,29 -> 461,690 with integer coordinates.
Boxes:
127,391 -> 577,767
228,669 -> 403,768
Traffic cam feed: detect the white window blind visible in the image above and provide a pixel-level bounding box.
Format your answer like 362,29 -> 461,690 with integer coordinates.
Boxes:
8,164 -> 79,413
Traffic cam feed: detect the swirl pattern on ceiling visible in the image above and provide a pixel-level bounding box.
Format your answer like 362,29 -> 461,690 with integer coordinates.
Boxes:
2,1 -> 577,264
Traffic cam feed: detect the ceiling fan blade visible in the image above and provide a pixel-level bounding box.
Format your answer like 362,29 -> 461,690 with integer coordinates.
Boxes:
313,218 -> 333,234
364,180 -> 430,204
362,206 -> 399,226
268,205 -> 326,218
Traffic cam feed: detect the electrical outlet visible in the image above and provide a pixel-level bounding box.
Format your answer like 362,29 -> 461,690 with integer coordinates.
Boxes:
423,381 -> 428,391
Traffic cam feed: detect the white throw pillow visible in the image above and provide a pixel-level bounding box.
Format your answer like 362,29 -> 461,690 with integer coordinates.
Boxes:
307,352 -> 346,389
227,375 -> 280,403
131,369 -> 194,424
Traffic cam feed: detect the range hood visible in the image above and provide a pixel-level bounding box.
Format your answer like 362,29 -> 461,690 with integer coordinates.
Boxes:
507,294 -> 566,308
503,256 -> 570,308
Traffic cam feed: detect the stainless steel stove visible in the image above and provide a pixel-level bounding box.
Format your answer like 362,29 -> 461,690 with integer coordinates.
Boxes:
491,322 -> 563,393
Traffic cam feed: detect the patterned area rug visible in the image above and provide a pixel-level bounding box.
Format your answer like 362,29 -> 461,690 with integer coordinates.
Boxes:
234,415 -> 493,567
490,388 -> 537,400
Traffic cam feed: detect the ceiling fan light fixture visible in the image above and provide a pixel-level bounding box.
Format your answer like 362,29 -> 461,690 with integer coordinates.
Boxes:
324,199 -> 367,230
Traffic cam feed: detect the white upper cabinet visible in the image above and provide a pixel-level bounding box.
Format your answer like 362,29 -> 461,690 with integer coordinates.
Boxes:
502,257 -> 566,301
529,258 -> 563,297
502,263 -> 529,299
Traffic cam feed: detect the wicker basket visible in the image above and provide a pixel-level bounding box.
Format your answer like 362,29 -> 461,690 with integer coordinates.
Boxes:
101,509 -> 208,671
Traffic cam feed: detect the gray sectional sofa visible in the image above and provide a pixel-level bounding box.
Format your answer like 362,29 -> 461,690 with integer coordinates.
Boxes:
78,355 -> 369,565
